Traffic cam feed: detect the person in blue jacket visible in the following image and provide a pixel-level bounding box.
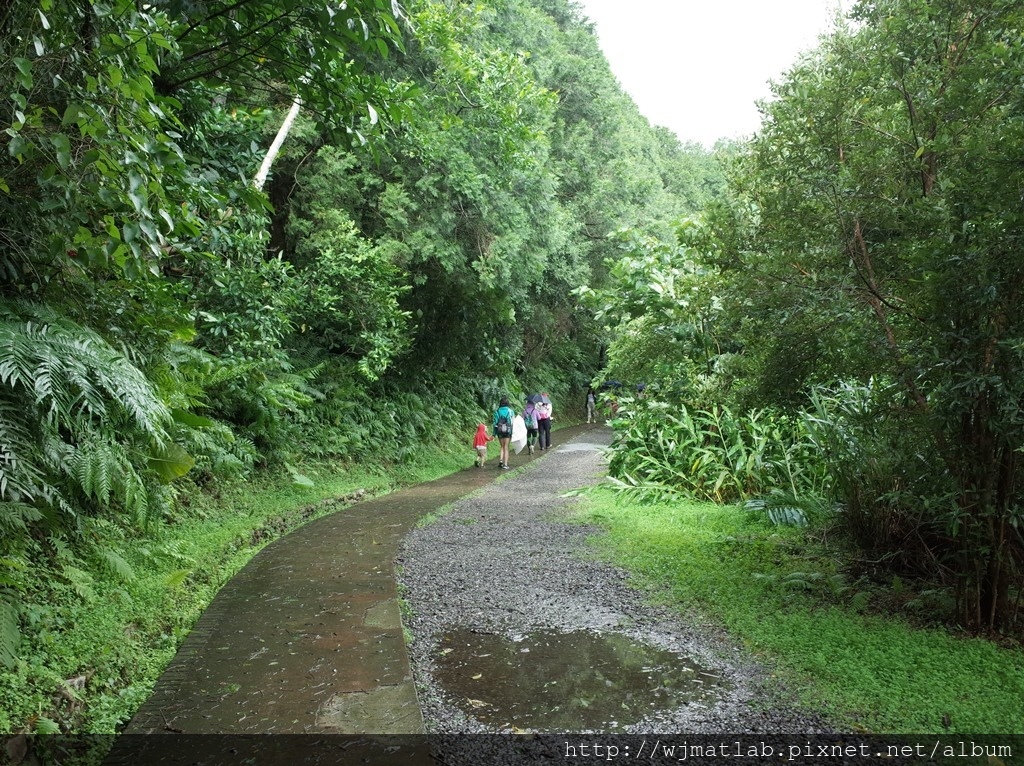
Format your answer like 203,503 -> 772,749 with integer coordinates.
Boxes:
492,396 -> 516,469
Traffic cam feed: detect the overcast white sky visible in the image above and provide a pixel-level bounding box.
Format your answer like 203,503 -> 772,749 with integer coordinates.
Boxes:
573,0 -> 848,147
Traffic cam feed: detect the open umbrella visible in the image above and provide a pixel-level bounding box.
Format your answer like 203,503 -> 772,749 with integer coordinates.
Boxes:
539,393 -> 551,404
526,393 -> 543,404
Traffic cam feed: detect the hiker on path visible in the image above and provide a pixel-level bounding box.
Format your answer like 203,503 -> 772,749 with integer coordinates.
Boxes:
522,399 -> 539,455
536,394 -> 552,451
472,423 -> 493,467
493,396 -> 516,469
586,387 -> 596,423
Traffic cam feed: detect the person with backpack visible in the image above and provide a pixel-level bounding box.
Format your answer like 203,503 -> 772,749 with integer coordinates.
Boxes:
522,399 -> 539,455
492,396 -> 516,469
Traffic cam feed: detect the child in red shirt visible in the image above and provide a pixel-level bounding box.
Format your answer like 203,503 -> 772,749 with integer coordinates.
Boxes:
472,423 -> 493,468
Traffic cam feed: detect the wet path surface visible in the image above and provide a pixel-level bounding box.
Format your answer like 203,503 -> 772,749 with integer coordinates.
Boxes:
432,628 -> 727,731
124,424 -> 599,736
104,424 -> 835,765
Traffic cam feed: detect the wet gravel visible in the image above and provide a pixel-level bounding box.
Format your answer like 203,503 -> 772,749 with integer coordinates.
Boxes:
396,427 -> 834,739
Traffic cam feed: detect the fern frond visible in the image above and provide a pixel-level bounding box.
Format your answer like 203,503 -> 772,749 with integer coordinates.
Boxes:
0,299 -> 189,538
0,300 -> 170,439
95,548 -> 135,582
123,472 -> 152,528
0,502 -> 44,535
203,358 -> 262,387
66,438 -> 118,506
604,474 -> 682,504
153,540 -> 194,565
62,437 -> 159,528
148,342 -> 212,412
59,565 -> 95,600
0,401 -> 46,503
743,491 -> 837,527
744,497 -> 808,527
34,717 -> 61,735
164,569 -> 190,588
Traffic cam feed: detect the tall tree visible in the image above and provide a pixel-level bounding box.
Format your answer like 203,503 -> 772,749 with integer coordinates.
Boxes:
727,0 -> 1024,631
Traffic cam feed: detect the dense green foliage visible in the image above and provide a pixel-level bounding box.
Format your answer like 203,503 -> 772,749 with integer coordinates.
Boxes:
606,395 -> 829,507
0,0 -> 720,735
595,0 -> 1024,636
575,486 -> 1024,733
735,0 -> 1024,634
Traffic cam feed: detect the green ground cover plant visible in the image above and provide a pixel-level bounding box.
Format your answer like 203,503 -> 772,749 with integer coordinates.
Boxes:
573,486 -> 1024,734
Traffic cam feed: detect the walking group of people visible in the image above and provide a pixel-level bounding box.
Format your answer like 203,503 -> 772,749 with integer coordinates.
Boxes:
472,393 -> 554,470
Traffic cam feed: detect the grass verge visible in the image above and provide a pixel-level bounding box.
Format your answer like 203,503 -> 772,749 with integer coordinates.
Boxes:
572,485 -> 1024,734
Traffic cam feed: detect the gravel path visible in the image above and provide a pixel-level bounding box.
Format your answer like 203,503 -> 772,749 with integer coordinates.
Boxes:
396,427 -> 832,737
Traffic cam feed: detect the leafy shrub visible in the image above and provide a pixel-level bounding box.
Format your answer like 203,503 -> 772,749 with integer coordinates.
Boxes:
803,380 -> 1024,633
802,381 -> 951,561
606,394 -> 830,504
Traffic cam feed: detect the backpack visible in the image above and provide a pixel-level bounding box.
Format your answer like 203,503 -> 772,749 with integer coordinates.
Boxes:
523,405 -> 538,429
495,408 -> 513,436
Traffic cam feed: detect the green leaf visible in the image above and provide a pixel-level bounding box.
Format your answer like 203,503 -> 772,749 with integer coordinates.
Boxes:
122,220 -> 138,243
12,57 -> 32,91
170,408 -> 215,428
8,135 -> 27,159
148,442 -> 195,483
98,549 -> 135,582
34,717 -> 60,735
284,463 -> 315,488
164,569 -> 190,588
51,133 -> 71,169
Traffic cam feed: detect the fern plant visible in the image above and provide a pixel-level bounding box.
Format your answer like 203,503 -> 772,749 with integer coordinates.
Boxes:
0,299 -> 192,667
0,299 -> 177,505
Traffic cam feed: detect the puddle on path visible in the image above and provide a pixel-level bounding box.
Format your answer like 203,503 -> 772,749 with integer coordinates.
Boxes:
555,442 -> 605,452
434,629 -> 728,731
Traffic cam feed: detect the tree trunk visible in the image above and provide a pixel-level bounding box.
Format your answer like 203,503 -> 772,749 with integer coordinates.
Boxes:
253,97 -> 302,192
